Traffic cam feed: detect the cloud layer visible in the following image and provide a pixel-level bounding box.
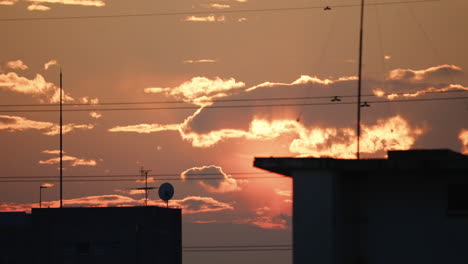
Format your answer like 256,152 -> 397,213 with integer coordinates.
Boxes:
181,165 -> 241,193
0,194 -> 233,215
459,129 -> 468,155
0,115 -> 94,135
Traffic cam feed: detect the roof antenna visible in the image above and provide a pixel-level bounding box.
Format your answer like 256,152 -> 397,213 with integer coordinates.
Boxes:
356,0 -> 365,160
139,167 -> 152,206
59,68 -> 63,208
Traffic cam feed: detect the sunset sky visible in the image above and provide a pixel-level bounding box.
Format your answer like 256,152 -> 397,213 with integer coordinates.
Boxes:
1,0 -> 467,263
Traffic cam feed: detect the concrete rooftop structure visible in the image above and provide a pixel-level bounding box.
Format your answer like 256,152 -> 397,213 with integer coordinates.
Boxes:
255,149 -> 468,264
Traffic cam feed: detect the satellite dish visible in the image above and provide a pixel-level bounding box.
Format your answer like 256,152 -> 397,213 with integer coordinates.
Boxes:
158,182 -> 174,205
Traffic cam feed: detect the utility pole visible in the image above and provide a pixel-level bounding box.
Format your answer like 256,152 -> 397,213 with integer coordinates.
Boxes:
60,69 -> 63,208
356,0 -> 365,160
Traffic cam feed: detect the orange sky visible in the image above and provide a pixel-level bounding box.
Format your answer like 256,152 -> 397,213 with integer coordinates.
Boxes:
1,0 -> 467,263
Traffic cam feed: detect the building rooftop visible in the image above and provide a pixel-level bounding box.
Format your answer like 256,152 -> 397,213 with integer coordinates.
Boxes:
254,149 -> 468,176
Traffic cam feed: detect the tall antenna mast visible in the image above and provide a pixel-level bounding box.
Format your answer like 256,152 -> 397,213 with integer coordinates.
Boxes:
140,167 -> 152,206
356,0 -> 365,160
59,68 -> 63,208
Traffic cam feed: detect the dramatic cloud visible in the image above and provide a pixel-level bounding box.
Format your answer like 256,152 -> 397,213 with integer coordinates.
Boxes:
89,111 -> 102,119
0,115 -> 93,135
0,195 -> 137,212
386,64 -> 463,81
25,0 -> 105,7
113,112 -> 422,158
234,214 -> 292,230
459,129 -> 468,155
6,60 -> 28,70
246,75 -> 357,92
183,15 -> 225,22
27,3 -> 51,11
202,3 -> 230,9
182,59 -> 217,64
109,123 -> 180,134
79,96 -> 99,104
41,149 -> 65,154
0,72 -> 74,103
144,77 -> 245,106
2,0 -> 105,10
181,165 -> 241,193
373,84 -> 468,100
113,74 -> 426,157
290,115 -> 424,158
173,196 -> 234,214
44,59 -> 58,70
39,155 -> 98,167
274,189 -> 291,197
0,195 -> 233,214
114,189 -> 146,195
0,0 -> 18,5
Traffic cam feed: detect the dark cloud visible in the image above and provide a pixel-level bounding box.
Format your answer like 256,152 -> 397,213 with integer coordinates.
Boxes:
181,165 -> 241,193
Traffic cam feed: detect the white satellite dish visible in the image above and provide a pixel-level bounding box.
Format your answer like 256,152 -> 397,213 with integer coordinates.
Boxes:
158,182 -> 174,207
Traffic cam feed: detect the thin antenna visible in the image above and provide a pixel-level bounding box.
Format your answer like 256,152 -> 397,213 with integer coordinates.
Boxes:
59,68 -> 63,208
140,167 -> 152,206
356,0 -> 365,160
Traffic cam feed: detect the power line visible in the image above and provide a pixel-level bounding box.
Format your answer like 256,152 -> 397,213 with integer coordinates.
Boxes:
184,248 -> 292,252
0,96 -> 466,113
0,176 -> 288,183
0,89 -> 465,108
0,0 -> 438,22
0,172 -> 274,179
184,244 -> 291,249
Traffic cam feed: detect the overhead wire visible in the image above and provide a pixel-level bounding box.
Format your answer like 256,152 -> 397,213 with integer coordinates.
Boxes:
0,89 -> 465,108
0,0 -> 439,22
0,95 -> 466,113
0,177 -> 288,183
0,172 -> 274,179
183,244 -> 292,252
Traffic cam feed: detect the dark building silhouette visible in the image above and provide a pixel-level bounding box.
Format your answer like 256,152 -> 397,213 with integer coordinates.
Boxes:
255,149 -> 468,264
0,212 -> 33,264
0,206 -> 181,264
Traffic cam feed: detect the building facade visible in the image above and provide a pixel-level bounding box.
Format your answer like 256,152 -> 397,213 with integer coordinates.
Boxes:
255,149 -> 468,264
0,206 -> 181,264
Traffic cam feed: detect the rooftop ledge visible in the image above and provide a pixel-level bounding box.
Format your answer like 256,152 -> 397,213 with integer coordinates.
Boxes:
254,149 -> 468,176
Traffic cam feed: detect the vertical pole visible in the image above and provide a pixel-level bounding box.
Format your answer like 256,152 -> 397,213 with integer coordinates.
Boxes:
60,69 -> 63,208
356,0 -> 365,160
145,171 -> 148,206
40,187 -> 42,208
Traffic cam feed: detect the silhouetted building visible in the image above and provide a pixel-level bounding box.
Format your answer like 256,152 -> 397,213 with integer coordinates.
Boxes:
0,206 -> 181,264
0,212 -> 33,264
255,149 -> 468,264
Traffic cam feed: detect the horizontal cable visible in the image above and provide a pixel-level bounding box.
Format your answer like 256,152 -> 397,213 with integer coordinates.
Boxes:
0,0 -> 438,22
0,172 -> 273,179
184,248 -> 292,252
0,89 -> 465,108
184,244 -> 291,249
0,96 -> 466,113
0,176 -> 288,183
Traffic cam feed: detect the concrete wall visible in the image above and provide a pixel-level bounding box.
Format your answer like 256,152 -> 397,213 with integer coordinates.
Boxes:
33,207 -> 181,264
291,171 -> 468,264
362,173 -> 468,264
292,170 -> 337,264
